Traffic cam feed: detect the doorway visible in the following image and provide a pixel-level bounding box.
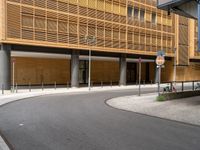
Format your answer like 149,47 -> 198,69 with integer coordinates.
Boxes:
127,63 -> 137,84
79,60 -> 88,84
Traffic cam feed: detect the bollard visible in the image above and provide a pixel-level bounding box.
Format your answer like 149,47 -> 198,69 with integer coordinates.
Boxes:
42,82 -> 44,91
170,82 -> 173,92
29,83 -> 31,92
67,81 -> 69,89
2,84 -> 4,95
151,80 -> 153,85
11,85 -> 14,93
143,80 -> 145,85
192,81 -> 195,91
101,81 -> 103,88
110,81 -> 112,88
182,81 -> 184,92
15,83 -> 18,93
54,81 -> 57,90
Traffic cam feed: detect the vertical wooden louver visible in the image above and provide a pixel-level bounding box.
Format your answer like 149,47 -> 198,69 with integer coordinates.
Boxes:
178,16 -> 189,65
7,3 -> 21,38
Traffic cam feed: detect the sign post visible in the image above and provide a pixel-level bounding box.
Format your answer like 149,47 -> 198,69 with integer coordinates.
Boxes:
138,57 -> 142,96
12,59 -> 16,93
156,51 -> 165,96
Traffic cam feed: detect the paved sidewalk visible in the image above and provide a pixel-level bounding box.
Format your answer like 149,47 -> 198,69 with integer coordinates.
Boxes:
107,94 -> 200,126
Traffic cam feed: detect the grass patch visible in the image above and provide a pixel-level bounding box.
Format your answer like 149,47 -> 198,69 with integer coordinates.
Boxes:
156,95 -> 166,102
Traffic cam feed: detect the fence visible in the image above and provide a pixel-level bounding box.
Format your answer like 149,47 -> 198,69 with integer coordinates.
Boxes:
1,80 -> 200,95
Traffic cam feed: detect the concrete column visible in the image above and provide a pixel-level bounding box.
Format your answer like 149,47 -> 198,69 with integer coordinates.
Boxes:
71,50 -> 79,88
0,44 -> 11,90
198,2 -> 200,51
119,54 -> 127,86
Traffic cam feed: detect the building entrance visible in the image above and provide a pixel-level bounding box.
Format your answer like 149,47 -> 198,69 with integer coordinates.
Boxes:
127,63 -> 137,84
79,60 -> 88,84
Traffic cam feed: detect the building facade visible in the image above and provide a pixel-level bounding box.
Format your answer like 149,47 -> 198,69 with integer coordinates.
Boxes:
0,0 -> 199,89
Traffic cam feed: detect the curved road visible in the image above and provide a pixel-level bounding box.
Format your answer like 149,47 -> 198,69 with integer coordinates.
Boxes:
0,88 -> 200,150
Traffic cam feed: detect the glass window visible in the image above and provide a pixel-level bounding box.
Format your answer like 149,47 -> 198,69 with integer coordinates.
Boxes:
134,8 -> 139,19
127,6 -> 133,17
152,13 -> 157,24
140,9 -> 145,22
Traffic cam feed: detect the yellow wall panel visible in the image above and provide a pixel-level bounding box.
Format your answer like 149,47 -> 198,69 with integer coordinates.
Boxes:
146,13 -> 151,22
113,3 -> 120,14
88,0 -> 96,9
105,1 -> 112,13
97,0 -> 104,11
120,5 -> 126,16
79,0 -> 88,7
69,0 -> 77,4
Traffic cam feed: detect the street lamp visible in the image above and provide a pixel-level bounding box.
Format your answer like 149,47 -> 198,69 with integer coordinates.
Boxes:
84,35 -> 96,91
173,48 -> 177,89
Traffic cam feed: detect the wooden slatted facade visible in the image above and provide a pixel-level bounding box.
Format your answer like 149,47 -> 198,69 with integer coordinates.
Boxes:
2,0 -> 176,57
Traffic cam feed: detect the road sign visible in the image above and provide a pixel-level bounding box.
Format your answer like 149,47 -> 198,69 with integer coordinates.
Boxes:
156,55 -> 165,66
157,50 -> 165,57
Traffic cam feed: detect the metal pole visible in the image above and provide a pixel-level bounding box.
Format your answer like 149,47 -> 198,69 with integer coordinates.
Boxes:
173,48 -> 177,88
29,82 -> 31,92
15,83 -> 18,93
158,65 -> 161,96
170,82 -> 173,92
193,81 -> 195,91
182,81 -> 184,92
88,48 -> 91,91
67,81 -> 69,89
54,81 -> 57,90
12,61 -> 15,93
139,60 -> 141,96
2,84 -> 4,95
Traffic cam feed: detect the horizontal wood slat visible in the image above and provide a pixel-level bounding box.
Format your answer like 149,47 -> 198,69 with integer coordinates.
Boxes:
5,0 -> 176,56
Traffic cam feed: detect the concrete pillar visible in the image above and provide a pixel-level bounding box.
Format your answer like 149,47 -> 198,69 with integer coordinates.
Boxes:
198,2 -> 200,51
71,50 -> 79,88
119,54 -> 127,86
0,44 -> 11,90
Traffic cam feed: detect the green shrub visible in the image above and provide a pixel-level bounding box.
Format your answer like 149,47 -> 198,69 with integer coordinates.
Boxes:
156,95 -> 166,102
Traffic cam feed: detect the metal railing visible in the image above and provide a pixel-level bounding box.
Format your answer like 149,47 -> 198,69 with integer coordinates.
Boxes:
1,80 -> 200,95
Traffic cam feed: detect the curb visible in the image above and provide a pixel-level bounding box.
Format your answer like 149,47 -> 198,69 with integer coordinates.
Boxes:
0,136 -> 10,150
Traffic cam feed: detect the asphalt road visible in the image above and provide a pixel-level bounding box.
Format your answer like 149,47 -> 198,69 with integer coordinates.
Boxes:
0,88 -> 200,150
